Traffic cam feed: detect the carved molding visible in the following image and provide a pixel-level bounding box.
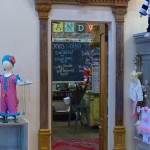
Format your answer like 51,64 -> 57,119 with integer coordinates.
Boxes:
34,0 -> 129,150
114,126 -> 126,150
38,129 -> 51,150
112,6 -> 127,22
51,0 -> 129,7
35,1 -> 51,20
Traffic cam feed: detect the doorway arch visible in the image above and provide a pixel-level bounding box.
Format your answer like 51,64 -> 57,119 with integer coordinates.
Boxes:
35,1 -> 130,150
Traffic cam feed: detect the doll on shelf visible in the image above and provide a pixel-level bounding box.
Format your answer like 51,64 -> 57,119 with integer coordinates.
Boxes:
0,55 -> 23,123
136,106 -> 150,144
129,70 -> 143,118
139,0 -> 150,37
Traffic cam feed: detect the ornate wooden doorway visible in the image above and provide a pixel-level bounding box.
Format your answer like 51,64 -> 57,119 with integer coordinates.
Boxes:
35,1 -> 130,150
99,24 -> 108,150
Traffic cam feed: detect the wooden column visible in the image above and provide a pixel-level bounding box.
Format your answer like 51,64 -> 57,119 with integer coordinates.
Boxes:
112,6 -> 127,150
35,1 -> 51,150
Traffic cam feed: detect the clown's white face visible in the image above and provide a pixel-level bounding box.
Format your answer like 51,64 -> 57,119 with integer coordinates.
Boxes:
2,60 -> 13,72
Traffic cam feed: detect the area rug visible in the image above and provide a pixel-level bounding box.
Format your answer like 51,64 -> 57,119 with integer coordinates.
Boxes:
53,138 -> 99,150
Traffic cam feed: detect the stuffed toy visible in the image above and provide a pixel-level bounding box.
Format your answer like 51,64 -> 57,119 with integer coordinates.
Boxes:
136,107 -> 150,144
139,0 -> 150,37
83,67 -> 89,82
129,70 -> 143,118
0,55 -> 22,122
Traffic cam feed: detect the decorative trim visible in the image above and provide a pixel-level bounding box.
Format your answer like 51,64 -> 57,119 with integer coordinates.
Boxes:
79,0 -> 89,5
39,21 -> 49,128
38,129 -> 51,150
35,0 -> 130,150
114,126 -> 126,150
51,0 -> 129,7
112,6 -> 127,22
35,1 -> 51,20
115,21 -> 124,125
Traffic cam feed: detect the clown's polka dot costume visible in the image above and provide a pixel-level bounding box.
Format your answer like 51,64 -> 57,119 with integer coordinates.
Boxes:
0,74 -> 20,114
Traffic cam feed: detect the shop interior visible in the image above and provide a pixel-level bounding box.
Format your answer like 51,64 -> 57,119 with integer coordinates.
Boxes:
51,21 -> 108,148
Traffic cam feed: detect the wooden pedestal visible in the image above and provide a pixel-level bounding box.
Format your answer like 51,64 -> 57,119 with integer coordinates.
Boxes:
114,126 -> 126,150
38,129 -> 51,150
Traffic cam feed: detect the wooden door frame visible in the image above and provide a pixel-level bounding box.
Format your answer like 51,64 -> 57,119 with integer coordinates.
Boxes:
99,24 -> 108,150
35,0 -> 130,150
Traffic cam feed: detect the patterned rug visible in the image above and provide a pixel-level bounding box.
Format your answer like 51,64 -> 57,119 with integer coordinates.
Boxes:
53,138 -> 99,150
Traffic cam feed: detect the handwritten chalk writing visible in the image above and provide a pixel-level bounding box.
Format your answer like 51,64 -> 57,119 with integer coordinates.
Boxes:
54,63 -> 73,70
55,49 -> 74,55
53,42 -> 99,50
64,63 -> 73,67
53,43 -> 65,49
54,63 -> 75,77
52,42 -> 100,81
54,57 -> 65,63
85,57 -> 91,65
81,50 -> 99,57
54,57 -> 72,64
65,57 -> 72,63
66,43 -> 82,49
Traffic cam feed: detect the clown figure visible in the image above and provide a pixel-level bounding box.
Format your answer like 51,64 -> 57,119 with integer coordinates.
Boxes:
139,0 -> 150,37
0,55 -> 21,118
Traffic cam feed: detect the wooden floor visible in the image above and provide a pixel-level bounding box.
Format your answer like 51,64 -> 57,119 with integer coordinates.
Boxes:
52,120 -> 99,139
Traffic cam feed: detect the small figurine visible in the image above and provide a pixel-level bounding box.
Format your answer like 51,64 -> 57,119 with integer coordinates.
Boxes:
0,55 -> 21,122
139,0 -> 150,37
136,106 -> 150,144
129,70 -> 143,118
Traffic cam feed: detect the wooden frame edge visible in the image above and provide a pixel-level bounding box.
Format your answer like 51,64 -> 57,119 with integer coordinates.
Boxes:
35,1 -> 130,150
114,126 -> 126,150
38,129 -> 51,150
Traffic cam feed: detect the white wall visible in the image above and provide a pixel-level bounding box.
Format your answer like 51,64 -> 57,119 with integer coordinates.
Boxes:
0,1 -> 39,150
124,0 -> 147,150
49,5 -> 116,150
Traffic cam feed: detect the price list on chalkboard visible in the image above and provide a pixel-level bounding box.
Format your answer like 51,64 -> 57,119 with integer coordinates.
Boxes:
52,42 -> 100,81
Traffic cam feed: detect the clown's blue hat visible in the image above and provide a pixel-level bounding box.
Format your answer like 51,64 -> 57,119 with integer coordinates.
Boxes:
2,55 -> 16,66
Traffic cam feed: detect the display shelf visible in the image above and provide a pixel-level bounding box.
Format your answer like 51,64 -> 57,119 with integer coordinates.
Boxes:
0,117 -> 28,150
134,136 -> 150,150
133,33 -> 150,150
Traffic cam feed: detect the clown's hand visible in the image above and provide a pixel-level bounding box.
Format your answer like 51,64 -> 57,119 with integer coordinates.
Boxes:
17,79 -> 32,85
17,80 -> 25,85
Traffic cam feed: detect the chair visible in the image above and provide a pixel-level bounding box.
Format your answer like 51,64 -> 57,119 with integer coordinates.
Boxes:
68,83 -> 89,130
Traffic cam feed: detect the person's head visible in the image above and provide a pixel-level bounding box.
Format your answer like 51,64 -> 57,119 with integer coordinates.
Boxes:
2,55 -> 16,71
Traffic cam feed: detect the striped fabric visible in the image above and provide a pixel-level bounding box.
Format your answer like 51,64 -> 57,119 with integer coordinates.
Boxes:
139,0 -> 150,16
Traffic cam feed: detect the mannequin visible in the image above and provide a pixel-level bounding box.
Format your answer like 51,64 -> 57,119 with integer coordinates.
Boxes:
0,55 -> 21,122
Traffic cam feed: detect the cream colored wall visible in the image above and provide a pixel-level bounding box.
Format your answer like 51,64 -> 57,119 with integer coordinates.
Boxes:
0,0 -> 146,150
0,1 -> 39,150
124,0 -> 147,150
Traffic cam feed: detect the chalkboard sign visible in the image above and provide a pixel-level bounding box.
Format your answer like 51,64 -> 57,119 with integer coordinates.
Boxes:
52,42 -> 100,81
